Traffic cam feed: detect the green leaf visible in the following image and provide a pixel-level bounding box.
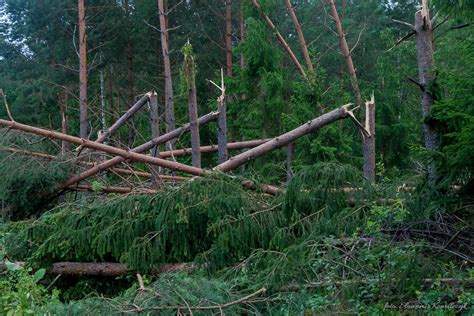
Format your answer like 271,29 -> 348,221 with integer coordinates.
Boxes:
4,260 -> 22,271
33,269 -> 46,283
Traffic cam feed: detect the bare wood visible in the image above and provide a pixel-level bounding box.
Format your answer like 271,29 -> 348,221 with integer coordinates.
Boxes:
214,105 -> 351,172
226,0 -> 233,76
250,0 -> 306,78
327,0 -> 362,107
0,89 -> 14,121
415,0 -> 438,183
362,95 -> 376,181
284,0 -> 313,72
78,0 -> 88,139
158,0 -> 176,151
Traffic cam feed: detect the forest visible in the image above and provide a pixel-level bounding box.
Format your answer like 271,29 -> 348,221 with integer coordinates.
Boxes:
0,0 -> 473,314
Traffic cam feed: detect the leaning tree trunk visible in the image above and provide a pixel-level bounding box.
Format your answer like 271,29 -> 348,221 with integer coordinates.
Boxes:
284,0 -> 313,73
78,0 -> 88,139
214,105 -> 351,172
250,0 -> 306,78
183,43 -> 201,168
415,0 -> 438,184
327,0 -> 362,108
158,0 -> 176,151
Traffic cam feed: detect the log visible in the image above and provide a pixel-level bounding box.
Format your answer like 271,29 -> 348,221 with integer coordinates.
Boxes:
0,119 -> 209,181
72,184 -> 158,194
58,111 -> 219,189
214,105 -> 351,172
0,261 -> 193,277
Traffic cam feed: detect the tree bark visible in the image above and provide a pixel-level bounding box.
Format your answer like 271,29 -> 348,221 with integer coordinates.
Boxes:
327,0 -> 362,108
56,111 -> 219,189
250,0 -> 306,78
226,0 -> 233,76
158,0 -> 176,151
100,69 -> 106,139
214,105 -> 351,172
0,262 -> 192,277
148,92 -> 163,186
183,45 -> 201,168
284,0 -> 313,73
415,0 -> 438,183
217,70 -> 228,163
78,0 -> 88,139
362,96 -> 376,181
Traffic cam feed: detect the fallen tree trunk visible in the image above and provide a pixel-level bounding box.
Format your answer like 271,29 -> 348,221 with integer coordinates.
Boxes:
0,119 -> 209,179
72,184 -> 159,194
0,262 -> 192,277
58,111 -> 219,189
0,119 -> 280,195
214,105 -> 351,172
158,139 -> 271,159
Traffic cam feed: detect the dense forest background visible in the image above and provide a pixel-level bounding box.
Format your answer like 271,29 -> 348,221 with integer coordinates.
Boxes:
0,0 -> 473,314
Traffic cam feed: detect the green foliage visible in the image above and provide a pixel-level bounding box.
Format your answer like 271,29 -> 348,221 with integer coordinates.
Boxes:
0,261 -> 59,315
0,133 -> 69,219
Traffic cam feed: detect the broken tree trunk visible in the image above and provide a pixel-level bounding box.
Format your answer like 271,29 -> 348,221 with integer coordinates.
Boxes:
284,0 -> 313,73
286,142 -> 294,182
226,0 -> 233,76
148,92 -> 163,187
0,119 -> 209,179
327,0 -> 362,108
214,105 -> 351,172
217,69 -> 228,163
183,43 -> 201,168
415,0 -> 438,183
78,0 -> 88,139
250,0 -> 306,78
158,0 -> 176,151
57,111 -> 219,189
362,95 -> 376,181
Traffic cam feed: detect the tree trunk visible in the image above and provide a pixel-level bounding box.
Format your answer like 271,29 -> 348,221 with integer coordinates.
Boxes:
327,0 -> 362,108
59,91 -> 68,154
148,92 -> 163,186
226,0 -> 233,76
362,96 -> 376,182
183,44 -> 201,168
127,43 -> 135,148
100,69 -> 106,138
284,0 -> 313,73
56,111 -> 218,189
250,0 -> 306,78
217,70 -> 228,163
78,0 -> 88,139
158,0 -> 176,151
214,105 -> 351,172
415,0 -> 438,183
